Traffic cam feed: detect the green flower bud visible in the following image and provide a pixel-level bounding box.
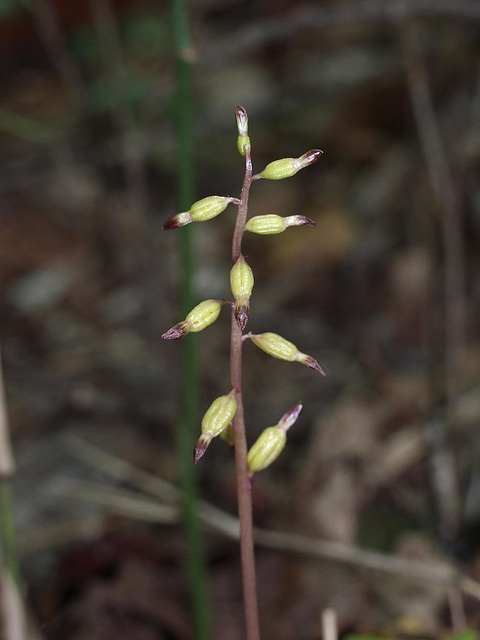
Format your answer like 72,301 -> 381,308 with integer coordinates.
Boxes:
237,135 -> 251,157
257,149 -> 323,181
247,402 -> 303,473
230,254 -> 254,330
220,423 -> 235,448
249,332 -> 325,375
190,196 -> 235,222
248,427 -> 286,473
162,299 -> 224,340
245,214 -> 316,235
194,390 -> 237,463
163,196 -> 235,229
245,214 -> 287,234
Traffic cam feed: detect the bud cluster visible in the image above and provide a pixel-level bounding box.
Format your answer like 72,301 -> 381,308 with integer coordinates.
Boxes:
162,105 -> 324,475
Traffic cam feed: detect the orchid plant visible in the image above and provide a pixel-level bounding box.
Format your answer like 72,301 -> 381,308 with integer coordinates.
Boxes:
163,106 -> 324,640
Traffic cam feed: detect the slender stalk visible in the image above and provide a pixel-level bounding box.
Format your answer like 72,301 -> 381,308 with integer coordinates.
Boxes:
171,1 -> 211,639
230,143 -> 261,640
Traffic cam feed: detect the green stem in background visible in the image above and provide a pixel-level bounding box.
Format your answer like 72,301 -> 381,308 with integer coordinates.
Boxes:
0,481 -> 20,587
170,2 -> 211,639
0,347 -> 26,639
0,107 -> 52,144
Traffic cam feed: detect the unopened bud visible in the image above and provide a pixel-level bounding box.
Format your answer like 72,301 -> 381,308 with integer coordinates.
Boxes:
237,135 -> 251,157
161,320 -> 190,340
162,211 -> 193,230
220,423 -> 235,448
298,149 -> 323,168
247,427 -> 286,473
230,254 -> 254,330
249,332 -> 325,375
162,299 -> 223,340
245,214 -> 286,234
278,401 -> 303,432
257,149 -> 323,181
190,195 -> 235,222
247,402 -> 303,473
284,215 -> 316,229
194,390 -> 237,463
245,214 -> 316,235
163,196 -> 235,230
235,105 -> 248,137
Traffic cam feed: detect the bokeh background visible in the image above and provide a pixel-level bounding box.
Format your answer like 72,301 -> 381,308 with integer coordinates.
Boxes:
1,1 -> 480,638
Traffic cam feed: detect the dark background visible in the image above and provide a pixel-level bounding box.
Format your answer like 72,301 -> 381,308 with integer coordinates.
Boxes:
2,1 -> 480,638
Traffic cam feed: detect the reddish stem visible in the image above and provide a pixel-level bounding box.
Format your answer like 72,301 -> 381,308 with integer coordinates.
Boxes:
230,141 -> 261,640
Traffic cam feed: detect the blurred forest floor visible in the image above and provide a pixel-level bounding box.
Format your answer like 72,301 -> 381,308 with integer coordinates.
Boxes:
2,1 -> 480,639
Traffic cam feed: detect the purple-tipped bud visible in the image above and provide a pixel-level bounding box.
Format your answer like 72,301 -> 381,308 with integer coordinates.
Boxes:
195,390 -> 237,462
235,105 -> 248,137
278,402 -> 303,432
230,255 -> 254,329
298,149 -> 323,168
247,402 -> 304,474
162,211 -> 193,230
249,332 -> 326,376
193,434 -> 212,465
297,354 -> 326,376
162,321 -> 190,340
284,215 -> 316,228
234,296 -> 250,330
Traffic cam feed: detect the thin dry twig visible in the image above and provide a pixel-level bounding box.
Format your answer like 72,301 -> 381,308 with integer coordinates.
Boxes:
322,608 -> 338,640
401,24 -> 466,404
29,0 -> 84,103
401,24 -> 466,541
0,351 -> 15,480
0,564 -> 26,640
89,0 -> 150,254
61,437 -> 480,602
202,0 -> 480,69
447,585 -> 467,634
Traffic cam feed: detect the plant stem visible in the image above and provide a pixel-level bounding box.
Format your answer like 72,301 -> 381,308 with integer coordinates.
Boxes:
232,149 -> 253,262
171,1 -> 211,639
230,145 -> 261,640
